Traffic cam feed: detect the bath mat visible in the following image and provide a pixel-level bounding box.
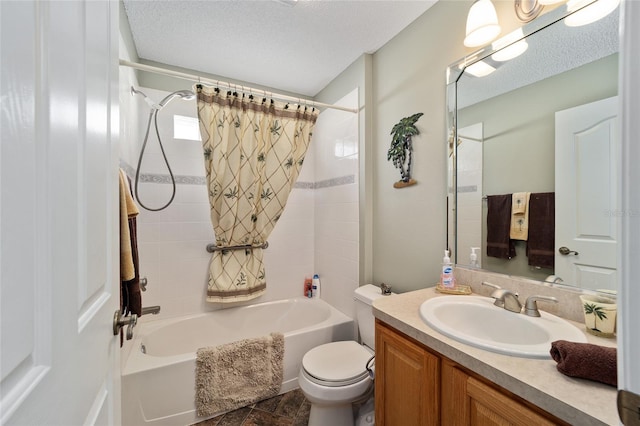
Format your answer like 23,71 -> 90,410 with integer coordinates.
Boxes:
195,332 -> 284,417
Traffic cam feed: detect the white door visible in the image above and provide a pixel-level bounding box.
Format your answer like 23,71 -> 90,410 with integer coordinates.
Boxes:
555,96 -> 618,292
1,1 -> 121,425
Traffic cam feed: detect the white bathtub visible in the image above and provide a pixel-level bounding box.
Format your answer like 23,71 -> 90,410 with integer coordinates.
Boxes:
121,297 -> 354,426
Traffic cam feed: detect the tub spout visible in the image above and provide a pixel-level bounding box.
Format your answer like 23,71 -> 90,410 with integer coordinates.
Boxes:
141,306 -> 161,316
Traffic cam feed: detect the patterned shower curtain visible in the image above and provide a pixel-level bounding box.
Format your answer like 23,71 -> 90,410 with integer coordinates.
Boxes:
196,85 -> 318,303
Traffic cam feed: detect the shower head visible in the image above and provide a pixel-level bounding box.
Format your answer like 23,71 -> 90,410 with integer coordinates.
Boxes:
130,86 -> 161,110
158,90 -> 196,108
130,86 -> 195,111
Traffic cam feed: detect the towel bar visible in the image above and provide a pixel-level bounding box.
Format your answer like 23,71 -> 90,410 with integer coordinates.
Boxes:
206,241 -> 269,253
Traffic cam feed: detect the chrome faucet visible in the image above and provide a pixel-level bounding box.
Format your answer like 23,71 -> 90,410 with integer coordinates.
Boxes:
523,295 -> 558,317
489,289 -> 522,313
141,305 -> 161,316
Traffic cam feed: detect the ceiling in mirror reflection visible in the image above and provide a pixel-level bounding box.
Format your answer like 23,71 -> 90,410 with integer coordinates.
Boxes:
458,9 -> 618,109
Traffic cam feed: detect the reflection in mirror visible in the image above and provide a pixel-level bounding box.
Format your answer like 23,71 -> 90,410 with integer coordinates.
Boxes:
447,1 -> 619,292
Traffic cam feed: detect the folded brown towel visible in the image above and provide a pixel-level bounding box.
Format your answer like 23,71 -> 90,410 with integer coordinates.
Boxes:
550,340 -> 617,387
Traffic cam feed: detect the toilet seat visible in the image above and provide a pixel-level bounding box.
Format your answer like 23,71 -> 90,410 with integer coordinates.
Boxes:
302,341 -> 373,387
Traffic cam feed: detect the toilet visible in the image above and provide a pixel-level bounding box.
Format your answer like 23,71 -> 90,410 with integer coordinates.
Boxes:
298,284 -> 391,426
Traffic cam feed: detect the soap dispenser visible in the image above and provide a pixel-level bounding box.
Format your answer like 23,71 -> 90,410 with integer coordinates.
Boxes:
441,250 -> 455,288
470,247 -> 480,268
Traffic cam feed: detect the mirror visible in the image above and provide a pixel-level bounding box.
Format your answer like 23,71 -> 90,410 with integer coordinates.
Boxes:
447,1 -> 619,292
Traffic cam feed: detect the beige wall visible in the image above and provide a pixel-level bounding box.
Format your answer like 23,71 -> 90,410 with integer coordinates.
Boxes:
369,1 -> 467,292
313,0 -> 533,293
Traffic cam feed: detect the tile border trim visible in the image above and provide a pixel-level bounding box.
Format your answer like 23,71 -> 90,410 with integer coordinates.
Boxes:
119,160 -> 355,189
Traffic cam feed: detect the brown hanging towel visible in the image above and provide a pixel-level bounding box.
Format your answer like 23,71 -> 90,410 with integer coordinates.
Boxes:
486,194 -> 516,259
527,192 -> 555,269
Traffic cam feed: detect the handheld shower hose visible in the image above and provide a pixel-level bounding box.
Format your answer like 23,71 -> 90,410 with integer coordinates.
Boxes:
131,87 -> 195,211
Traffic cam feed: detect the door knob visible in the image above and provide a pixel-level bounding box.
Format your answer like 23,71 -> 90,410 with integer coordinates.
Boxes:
558,246 -> 579,256
113,310 -> 137,340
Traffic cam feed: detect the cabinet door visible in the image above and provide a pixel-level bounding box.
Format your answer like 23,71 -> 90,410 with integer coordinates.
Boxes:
375,321 -> 440,426
441,359 -> 470,425
467,377 -> 559,426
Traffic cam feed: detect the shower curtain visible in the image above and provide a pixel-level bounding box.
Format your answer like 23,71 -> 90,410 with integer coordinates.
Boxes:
196,85 -> 318,303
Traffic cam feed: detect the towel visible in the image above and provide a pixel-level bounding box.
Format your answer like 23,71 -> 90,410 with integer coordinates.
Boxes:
119,169 -> 141,318
119,169 -> 139,281
550,340 -> 617,387
195,332 -> 284,417
486,194 -> 516,259
509,192 -> 530,241
527,192 -> 555,269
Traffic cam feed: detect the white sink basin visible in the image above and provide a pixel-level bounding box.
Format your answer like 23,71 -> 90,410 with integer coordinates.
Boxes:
419,295 -> 587,358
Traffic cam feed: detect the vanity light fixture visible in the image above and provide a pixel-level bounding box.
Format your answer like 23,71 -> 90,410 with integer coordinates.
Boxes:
491,28 -> 528,62
564,0 -> 620,27
464,0 -> 502,47
514,0 -> 544,22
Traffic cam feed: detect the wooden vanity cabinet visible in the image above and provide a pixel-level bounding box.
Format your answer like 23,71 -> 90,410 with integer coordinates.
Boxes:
375,320 -> 568,426
375,319 -> 440,425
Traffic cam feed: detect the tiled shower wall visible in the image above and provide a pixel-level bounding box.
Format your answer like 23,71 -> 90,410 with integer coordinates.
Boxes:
313,90 -> 360,318
119,84 -> 359,321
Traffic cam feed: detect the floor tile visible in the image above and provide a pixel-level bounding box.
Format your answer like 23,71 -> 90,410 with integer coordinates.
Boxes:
241,410 -> 293,426
292,400 -> 311,426
192,418 -> 220,426
191,389 -> 309,426
215,406 -> 252,426
254,394 -> 284,413
274,389 -> 306,419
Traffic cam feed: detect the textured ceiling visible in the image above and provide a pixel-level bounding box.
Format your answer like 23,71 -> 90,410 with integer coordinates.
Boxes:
123,0 -> 437,96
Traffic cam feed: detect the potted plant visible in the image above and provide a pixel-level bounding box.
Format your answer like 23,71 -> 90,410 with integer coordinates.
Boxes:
387,112 -> 423,188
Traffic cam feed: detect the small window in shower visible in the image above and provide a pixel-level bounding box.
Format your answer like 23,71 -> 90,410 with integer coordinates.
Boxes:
173,115 -> 201,141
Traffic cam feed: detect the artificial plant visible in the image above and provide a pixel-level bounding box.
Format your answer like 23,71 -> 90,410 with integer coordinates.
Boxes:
387,112 -> 424,188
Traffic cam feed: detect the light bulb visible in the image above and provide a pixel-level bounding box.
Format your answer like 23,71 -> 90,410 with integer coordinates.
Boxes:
491,29 -> 528,62
565,0 -> 620,27
464,61 -> 496,78
464,0 -> 502,47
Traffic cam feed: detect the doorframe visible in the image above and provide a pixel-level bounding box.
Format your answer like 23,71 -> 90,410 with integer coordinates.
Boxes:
618,0 -> 640,394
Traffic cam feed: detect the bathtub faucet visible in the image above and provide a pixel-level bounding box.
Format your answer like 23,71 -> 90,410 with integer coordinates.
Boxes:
141,306 -> 161,316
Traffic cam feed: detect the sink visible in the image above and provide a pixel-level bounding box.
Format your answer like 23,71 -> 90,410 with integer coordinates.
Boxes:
419,295 -> 587,358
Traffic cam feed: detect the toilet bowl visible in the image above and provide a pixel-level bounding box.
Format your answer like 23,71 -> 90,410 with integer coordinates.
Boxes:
298,284 -> 392,426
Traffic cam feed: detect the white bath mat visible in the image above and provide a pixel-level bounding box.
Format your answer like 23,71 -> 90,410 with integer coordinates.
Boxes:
195,332 -> 284,417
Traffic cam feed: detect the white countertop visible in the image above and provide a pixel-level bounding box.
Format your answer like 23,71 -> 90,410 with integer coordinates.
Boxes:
372,287 -> 618,426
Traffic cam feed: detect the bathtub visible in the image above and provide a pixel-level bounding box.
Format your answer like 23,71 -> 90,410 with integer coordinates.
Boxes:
121,297 -> 354,426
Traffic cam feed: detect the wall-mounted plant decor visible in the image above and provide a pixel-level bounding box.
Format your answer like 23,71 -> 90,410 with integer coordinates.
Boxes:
387,112 -> 423,188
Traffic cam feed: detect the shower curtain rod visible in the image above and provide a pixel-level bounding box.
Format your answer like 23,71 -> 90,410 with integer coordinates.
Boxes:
119,59 -> 358,114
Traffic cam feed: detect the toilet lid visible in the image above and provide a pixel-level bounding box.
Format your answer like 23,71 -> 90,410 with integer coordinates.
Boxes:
302,341 -> 373,386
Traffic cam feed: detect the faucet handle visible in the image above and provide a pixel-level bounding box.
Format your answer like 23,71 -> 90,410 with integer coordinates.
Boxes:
482,281 -> 501,290
380,283 -> 392,295
523,295 -> 558,317
482,282 -> 502,305
489,288 -> 520,312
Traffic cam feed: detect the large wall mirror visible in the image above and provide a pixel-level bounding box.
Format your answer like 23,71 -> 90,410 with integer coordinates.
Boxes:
446,0 -> 619,293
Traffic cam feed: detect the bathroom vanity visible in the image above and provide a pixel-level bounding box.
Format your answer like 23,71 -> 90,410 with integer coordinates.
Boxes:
373,288 -> 618,426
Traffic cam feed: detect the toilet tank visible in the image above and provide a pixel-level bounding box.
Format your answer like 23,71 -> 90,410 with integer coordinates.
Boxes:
354,284 -> 392,350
